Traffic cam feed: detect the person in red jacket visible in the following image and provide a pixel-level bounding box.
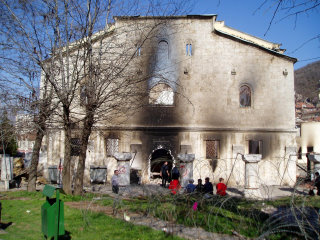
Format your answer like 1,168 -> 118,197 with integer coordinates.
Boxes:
216,178 -> 227,196
169,179 -> 181,195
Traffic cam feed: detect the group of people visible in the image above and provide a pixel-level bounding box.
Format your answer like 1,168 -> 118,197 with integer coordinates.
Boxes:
111,161 -> 228,196
161,161 -> 227,196
186,177 -> 227,196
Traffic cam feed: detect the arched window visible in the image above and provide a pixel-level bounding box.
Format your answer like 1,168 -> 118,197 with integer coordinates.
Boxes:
239,85 -> 251,107
157,40 -> 169,61
186,43 -> 192,56
149,83 -> 174,105
136,46 -> 141,56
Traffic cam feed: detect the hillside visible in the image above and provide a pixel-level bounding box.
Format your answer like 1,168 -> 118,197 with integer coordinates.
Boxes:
294,60 -> 320,104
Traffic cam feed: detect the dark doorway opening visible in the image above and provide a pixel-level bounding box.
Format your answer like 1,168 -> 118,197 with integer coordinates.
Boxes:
150,149 -> 172,179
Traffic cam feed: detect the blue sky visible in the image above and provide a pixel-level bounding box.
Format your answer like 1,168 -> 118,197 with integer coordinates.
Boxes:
191,0 -> 320,69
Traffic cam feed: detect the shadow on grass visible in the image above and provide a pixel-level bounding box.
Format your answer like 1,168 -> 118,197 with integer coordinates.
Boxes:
278,187 -> 307,196
0,222 -> 12,230
43,230 -> 71,240
58,230 -> 71,240
227,188 -> 245,197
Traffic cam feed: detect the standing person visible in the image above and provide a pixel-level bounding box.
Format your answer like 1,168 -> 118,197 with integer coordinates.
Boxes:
196,178 -> 204,193
216,177 -> 227,196
160,161 -> 170,187
203,177 -> 213,195
111,170 -> 119,194
172,166 -> 180,180
314,172 -> 320,196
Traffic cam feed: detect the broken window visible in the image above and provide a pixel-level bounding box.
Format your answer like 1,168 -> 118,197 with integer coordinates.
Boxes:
186,43 -> 192,56
206,140 -> 220,159
240,85 -> 251,107
149,83 -> 174,105
106,138 -> 119,157
248,140 -> 262,154
71,138 -> 81,156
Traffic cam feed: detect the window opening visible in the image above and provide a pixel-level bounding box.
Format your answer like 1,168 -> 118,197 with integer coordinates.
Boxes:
186,43 -> 192,56
248,140 -> 262,154
80,85 -> 87,106
206,140 -> 220,159
136,46 -> 141,56
158,40 -> 169,60
240,85 -> 251,107
71,138 -> 81,156
106,138 -> 119,156
149,83 -> 174,105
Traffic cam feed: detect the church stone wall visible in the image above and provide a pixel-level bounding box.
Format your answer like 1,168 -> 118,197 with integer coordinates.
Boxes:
43,16 -> 297,187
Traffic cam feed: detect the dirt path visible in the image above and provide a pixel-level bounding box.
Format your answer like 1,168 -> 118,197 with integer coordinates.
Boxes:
65,201 -> 241,240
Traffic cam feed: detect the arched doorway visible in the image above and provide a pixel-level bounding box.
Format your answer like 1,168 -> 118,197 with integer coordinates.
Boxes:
149,148 -> 173,179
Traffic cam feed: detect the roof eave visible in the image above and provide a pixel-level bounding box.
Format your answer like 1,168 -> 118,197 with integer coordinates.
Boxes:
214,29 -> 297,63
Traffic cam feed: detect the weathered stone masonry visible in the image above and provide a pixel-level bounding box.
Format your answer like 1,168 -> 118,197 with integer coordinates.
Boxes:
41,15 -> 297,188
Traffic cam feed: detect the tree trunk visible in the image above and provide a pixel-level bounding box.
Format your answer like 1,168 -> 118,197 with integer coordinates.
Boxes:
62,108 -> 72,194
27,114 -> 46,192
73,110 -> 94,195
27,128 -> 45,191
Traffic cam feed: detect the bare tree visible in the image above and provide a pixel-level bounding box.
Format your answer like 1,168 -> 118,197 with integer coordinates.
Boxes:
256,0 -> 320,53
67,1 -> 192,195
1,0 -> 193,194
0,0 -> 60,191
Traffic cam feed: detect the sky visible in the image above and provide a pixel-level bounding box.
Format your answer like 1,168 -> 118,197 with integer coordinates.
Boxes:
190,0 -> 320,69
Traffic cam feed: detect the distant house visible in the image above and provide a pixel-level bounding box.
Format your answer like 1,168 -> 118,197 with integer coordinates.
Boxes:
41,15 -> 297,187
295,99 -> 320,177
295,101 -> 320,127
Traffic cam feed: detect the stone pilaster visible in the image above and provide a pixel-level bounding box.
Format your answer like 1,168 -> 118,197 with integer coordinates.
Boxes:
284,146 -> 297,186
242,154 -> 262,198
308,153 -> 320,173
1,154 -> 13,181
114,152 -> 132,186
177,153 -> 195,187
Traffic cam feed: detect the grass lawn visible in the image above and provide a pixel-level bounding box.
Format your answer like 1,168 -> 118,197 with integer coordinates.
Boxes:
0,191 -> 184,240
98,193 -> 320,240
1,190 -> 319,240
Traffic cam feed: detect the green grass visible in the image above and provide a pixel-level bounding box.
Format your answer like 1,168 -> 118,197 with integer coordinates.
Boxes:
1,190 -> 319,240
101,193 -> 320,239
0,191 -> 185,240
265,195 -> 320,208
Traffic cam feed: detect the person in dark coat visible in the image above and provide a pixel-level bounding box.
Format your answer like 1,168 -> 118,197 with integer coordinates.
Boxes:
171,166 -> 180,180
111,170 -> 119,194
196,178 -> 204,193
160,161 -> 170,187
203,177 -> 213,195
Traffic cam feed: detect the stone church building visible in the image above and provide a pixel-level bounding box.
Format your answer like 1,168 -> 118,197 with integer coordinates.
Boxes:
42,15 -> 297,192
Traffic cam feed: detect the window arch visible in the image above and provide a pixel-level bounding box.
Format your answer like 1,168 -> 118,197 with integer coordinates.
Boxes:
149,83 -> 174,105
157,40 -> 169,60
186,43 -> 192,56
239,84 -> 251,107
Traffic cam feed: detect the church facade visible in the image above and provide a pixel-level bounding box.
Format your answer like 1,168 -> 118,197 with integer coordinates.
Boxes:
42,15 -> 297,188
